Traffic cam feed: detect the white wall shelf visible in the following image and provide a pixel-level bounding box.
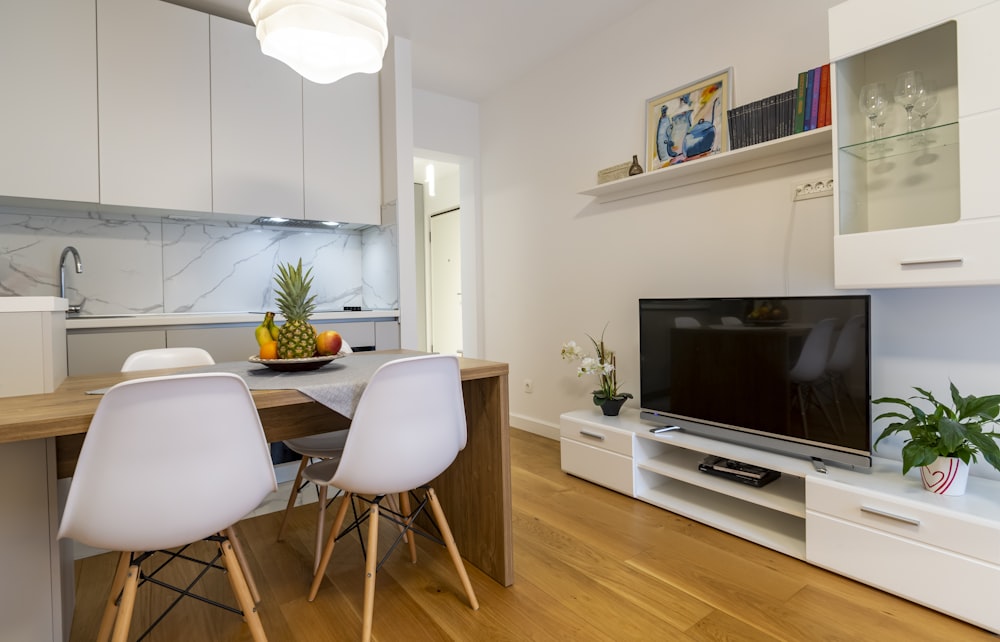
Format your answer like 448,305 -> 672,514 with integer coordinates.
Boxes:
579,127 -> 832,204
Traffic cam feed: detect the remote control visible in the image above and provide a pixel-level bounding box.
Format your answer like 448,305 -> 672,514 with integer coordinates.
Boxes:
649,425 -> 681,434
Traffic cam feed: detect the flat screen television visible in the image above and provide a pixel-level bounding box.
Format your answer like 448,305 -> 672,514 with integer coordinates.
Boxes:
639,295 -> 872,470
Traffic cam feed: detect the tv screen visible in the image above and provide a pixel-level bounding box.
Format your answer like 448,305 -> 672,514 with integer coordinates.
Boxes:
639,295 -> 872,470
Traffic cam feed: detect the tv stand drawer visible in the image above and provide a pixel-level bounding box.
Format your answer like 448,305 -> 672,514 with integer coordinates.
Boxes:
807,476 -> 1000,564
560,438 -> 634,496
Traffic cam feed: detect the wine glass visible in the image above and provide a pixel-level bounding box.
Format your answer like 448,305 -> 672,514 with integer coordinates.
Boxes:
858,82 -> 890,143
911,82 -> 938,144
894,70 -> 925,134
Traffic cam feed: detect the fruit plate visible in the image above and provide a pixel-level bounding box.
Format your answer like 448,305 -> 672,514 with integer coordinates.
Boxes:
248,354 -> 343,372
745,319 -> 787,327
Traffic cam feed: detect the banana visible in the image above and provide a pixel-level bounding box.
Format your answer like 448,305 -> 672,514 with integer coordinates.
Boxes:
255,312 -> 274,347
266,312 -> 280,340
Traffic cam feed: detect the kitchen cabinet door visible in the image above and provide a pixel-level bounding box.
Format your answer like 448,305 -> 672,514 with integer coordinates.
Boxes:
304,73 -> 382,225
0,0 -> 98,203
97,0 -> 212,212
67,330 -> 166,376
210,17 -> 304,220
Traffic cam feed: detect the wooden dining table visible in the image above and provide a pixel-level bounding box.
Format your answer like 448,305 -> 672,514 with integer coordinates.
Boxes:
0,352 -> 512,642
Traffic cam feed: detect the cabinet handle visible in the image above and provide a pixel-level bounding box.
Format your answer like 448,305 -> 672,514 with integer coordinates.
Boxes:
579,429 -> 606,441
899,257 -> 963,268
860,505 -> 921,526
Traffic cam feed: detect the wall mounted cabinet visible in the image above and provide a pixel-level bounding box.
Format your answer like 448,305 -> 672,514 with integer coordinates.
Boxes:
304,74 -> 382,225
210,17 -> 305,220
0,0 -> 98,204
831,0 -> 1000,288
97,0 -> 212,212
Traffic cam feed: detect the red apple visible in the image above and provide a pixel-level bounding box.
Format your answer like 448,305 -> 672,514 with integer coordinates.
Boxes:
316,330 -> 343,356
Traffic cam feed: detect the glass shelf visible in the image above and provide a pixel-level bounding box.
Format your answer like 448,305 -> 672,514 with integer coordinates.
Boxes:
839,121 -> 958,161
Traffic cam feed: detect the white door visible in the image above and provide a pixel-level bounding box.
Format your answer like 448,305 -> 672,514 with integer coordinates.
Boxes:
429,208 -> 463,354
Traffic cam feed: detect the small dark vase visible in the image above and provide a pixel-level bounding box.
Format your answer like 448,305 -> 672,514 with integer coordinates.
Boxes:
628,155 -> 644,176
601,397 -> 627,416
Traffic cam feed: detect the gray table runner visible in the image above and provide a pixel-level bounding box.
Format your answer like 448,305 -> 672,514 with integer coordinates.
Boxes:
89,352 -> 410,419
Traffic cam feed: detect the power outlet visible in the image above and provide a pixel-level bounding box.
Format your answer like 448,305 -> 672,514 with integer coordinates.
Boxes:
523,379 -> 534,394
792,178 -> 834,201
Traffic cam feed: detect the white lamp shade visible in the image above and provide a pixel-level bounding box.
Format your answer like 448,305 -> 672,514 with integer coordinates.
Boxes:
248,0 -> 388,84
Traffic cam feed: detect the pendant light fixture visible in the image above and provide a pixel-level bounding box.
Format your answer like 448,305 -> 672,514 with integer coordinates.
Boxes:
248,0 -> 388,85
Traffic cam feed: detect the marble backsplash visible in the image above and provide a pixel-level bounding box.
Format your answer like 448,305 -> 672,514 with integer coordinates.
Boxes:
0,206 -> 399,315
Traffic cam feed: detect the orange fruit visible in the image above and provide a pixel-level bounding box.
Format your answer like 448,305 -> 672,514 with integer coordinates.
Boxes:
260,341 -> 278,360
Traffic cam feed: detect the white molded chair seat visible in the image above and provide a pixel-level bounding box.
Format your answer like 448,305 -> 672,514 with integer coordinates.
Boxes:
58,373 -> 276,641
121,347 -> 215,372
304,354 -> 479,642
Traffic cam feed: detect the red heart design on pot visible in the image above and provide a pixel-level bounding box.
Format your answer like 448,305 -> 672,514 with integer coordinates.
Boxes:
920,466 -> 946,491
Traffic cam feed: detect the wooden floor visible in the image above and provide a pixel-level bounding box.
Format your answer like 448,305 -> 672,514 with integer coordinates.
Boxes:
70,429 -> 995,641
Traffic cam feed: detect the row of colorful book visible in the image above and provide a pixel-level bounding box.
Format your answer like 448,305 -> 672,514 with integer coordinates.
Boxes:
726,63 -> 832,150
795,63 -> 831,132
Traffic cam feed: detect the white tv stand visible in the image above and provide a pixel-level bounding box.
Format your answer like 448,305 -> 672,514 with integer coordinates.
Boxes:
560,408 -> 1000,634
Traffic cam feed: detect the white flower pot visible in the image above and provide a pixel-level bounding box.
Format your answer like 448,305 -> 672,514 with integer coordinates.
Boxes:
919,456 -> 969,496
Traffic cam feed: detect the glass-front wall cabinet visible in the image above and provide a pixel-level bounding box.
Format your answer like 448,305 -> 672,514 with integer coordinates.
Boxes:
830,0 -> 1000,288
835,22 -> 959,236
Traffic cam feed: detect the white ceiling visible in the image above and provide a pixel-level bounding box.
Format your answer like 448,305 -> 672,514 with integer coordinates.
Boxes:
166,0 -> 650,101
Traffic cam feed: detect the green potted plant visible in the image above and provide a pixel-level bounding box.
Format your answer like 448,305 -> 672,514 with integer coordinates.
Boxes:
873,382 -> 1000,495
560,326 -> 633,416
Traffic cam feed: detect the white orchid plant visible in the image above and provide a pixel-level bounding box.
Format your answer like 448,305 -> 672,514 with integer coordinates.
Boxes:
561,327 -> 633,407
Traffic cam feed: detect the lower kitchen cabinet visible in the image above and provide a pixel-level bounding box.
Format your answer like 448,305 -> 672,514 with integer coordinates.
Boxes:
66,329 -> 165,376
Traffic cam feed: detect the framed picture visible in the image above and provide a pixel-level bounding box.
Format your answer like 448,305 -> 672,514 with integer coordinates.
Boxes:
645,68 -> 732,172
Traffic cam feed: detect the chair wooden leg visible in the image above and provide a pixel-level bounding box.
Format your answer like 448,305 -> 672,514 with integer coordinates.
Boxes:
220,536 -> 268,642
361,502 -> 380,642
399,492 -> 418,564
426,488 -> 479,610
97,551 -> 131,642
314,484 -> 328,573
226,525 -> 261,604
110,562 -> 140,642
308,491 -> 353,601
277,456 -> 309,542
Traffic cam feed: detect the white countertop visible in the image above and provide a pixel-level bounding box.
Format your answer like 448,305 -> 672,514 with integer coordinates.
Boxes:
66,309 -> 399,330
0,296 -> 69,313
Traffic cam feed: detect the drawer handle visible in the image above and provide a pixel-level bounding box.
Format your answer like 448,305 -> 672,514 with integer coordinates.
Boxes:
860,505 -> 921,526
899,257 -> 963,268
579,429 -> 606,441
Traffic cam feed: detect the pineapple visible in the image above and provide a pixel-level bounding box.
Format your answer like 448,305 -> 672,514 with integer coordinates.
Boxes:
273,259 -> 318,359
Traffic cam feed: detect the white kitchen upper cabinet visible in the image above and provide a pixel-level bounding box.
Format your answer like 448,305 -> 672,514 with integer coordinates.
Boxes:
0,0 -> 98,203
304,73 -> 382,225
97,0 -> 212,212
210,17 -> 304,220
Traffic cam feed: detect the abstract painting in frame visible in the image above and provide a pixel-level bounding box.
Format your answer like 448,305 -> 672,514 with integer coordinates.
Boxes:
645,68 -> 732,172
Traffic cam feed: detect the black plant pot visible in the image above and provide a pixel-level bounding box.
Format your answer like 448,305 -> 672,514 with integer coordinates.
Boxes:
601,397 -> 627,416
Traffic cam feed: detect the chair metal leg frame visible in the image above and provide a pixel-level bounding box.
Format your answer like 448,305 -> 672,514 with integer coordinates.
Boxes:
97,533 -> 267,642
307,487 -> 479,641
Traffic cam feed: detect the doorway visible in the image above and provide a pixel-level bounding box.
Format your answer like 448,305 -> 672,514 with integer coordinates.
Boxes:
414,157 -> 462,355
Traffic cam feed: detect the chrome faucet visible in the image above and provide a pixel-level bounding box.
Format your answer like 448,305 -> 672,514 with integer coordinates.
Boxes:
59,246 -> 83,314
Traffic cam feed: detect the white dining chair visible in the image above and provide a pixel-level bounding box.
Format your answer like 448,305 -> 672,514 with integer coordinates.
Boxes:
58,373 -> 276,642
305,354 -> 479,641
120,346 -> 262,603
120,346 -> 215,372
276,340 -> 354,570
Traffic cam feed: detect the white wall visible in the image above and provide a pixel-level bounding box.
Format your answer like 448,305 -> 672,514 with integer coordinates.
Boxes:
477,0 -> 1000,480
